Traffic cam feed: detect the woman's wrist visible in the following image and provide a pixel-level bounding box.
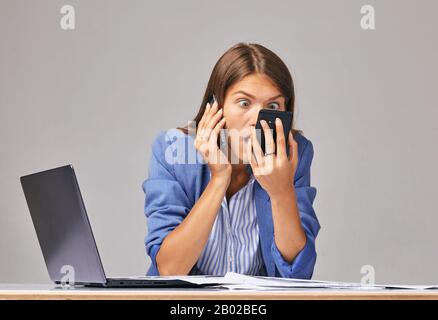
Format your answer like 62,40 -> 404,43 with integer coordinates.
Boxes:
269,185 -> 296,203
210,174 -> 231,190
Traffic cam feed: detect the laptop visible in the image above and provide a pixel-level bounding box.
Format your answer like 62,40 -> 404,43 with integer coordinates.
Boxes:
20,164 -> 211,288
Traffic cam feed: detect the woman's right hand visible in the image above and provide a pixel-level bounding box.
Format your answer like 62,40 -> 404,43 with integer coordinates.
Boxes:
194,100 -> 231,183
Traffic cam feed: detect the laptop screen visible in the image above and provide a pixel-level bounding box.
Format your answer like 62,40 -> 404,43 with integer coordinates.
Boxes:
20,165 -> 107,285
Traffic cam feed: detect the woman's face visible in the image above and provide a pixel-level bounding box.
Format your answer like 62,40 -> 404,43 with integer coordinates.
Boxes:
222,73 -> 286,164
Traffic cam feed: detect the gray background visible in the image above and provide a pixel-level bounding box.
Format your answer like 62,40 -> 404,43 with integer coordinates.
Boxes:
1,0 -> 437,284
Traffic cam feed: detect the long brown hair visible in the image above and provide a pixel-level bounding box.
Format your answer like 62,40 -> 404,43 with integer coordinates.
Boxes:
178,42 -> 303,137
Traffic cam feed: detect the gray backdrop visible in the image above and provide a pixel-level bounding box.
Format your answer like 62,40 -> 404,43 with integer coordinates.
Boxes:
1,0 -> 437,284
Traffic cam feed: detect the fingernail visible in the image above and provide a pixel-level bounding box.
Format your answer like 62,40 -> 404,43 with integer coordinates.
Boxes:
276,118 -> 281,124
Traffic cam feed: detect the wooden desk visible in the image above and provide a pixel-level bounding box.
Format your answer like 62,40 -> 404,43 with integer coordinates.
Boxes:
1,284 -> 438,300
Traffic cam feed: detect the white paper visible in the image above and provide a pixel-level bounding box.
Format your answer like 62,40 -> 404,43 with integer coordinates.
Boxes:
221,272 -> 366,289
130,273 -> 438,290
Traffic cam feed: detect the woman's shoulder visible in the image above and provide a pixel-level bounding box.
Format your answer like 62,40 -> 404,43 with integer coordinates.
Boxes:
151,128 -> 192,149
293,131 -> 313,151
292,131 -> 315,179
150,128 -> 199,166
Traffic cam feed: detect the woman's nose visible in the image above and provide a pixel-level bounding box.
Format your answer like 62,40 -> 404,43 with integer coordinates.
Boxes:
248,104 -> 264,126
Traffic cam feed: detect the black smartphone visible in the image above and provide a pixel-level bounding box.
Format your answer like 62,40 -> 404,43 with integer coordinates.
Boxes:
208,94 -> 227,150
255,109 -> 293,157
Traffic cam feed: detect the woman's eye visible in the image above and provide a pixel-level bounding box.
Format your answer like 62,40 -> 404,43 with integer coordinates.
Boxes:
268,102 -> 280,110
238,99 -> 250,108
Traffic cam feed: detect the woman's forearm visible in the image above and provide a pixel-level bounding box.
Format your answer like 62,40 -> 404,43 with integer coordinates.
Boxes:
156,176 -> 230,275
270,186 -> 307,263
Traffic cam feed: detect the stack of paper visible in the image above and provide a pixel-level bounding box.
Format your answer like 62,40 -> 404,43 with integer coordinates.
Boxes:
219,272 -> 380,290
138,273 -> 438,290
167,272 -> 438,291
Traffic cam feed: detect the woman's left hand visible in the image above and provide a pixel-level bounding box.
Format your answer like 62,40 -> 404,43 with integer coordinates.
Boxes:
248,118 -> 298,198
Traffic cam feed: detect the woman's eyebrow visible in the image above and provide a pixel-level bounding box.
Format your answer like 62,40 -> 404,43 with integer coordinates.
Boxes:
232,90 -> 283,101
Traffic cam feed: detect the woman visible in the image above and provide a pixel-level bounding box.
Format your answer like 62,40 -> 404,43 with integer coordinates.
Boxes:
142,43 -> 320,278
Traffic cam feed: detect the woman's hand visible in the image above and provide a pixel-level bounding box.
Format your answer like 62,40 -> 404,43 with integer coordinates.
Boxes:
194,100 -> 231,182
248,118 -> 299,198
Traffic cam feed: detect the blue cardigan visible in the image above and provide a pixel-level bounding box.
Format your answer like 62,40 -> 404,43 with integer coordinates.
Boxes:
142,128 -> 320,279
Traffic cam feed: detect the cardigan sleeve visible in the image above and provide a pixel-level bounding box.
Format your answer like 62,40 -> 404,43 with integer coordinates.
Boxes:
142,131 -> 192,275
271,139 -> 321,279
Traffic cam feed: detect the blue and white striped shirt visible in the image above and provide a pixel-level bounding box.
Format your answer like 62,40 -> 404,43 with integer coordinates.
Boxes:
194,174 -> 265,276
